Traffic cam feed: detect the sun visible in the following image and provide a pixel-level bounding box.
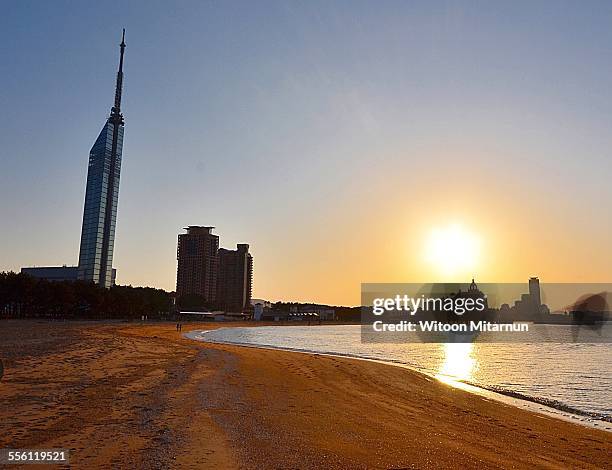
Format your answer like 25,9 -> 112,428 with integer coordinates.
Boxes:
424,224 -> 480,277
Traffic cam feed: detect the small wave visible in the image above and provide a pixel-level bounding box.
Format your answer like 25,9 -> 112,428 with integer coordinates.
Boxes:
458,381 -> 612,422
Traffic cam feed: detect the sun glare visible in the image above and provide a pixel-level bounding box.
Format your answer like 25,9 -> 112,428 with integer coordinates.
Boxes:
425,224 -> 480,277
435,343 -> 477,387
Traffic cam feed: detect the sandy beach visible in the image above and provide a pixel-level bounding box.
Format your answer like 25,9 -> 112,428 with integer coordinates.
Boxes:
1,320 -> 610,469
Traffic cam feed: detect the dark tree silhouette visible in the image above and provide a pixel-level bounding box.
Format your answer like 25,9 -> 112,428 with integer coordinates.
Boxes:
0,272 -> 172,320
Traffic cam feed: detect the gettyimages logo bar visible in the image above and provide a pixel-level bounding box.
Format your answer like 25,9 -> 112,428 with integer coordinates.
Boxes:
361,280 -> 612,343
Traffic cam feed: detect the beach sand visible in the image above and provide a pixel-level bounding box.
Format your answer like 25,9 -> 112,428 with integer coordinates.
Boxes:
1,320 -> 610,469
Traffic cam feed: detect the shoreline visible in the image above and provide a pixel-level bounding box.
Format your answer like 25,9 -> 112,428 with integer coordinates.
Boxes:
187,327 -> 612,432
2,320 -> 611,468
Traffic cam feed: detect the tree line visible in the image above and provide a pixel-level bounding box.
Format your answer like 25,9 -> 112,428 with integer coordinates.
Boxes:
0,271 -> 173,319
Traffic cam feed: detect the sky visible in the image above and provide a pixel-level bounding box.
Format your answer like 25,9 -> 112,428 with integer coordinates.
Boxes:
1,1 -> 612,306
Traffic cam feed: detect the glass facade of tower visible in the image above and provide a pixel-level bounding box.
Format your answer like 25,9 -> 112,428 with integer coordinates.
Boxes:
77,120 -> 124,288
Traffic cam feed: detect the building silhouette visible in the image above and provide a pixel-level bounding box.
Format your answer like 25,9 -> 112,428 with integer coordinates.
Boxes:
509,277 -> 545,319
529,277 -> 541,307
21,266 -> 78,282
76,30 -> 127,288
217,244 -> 253,313
176,226 -> 220,304
20,266 -> 117,284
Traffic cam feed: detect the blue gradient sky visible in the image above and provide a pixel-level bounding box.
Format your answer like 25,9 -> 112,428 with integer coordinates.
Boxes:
2,1 -> 612,304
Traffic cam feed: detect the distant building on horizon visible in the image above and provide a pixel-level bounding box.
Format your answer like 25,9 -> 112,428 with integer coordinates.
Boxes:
76,30 -> 127,288
496,276 -> 551,322
176,226 -> 220,304
21,266 -> 78,282
289,304 -> 336,321
217,244 -> 253,313
529,276 -> 541,307
20,266 -> 116,284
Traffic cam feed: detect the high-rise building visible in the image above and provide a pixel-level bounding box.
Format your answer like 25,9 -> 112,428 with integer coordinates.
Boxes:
77,30 -> 127,288
217,244 -> 253,313
176,226 -> 220,303
529,277 -> 541,308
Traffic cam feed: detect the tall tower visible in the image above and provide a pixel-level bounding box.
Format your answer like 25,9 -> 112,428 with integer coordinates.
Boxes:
77,30 -> 126,288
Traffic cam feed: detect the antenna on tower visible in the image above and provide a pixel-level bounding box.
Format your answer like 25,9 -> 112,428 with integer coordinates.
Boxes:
111,29 -> 126,119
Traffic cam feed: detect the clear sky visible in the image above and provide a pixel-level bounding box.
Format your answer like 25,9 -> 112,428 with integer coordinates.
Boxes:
1,1 -> 612,305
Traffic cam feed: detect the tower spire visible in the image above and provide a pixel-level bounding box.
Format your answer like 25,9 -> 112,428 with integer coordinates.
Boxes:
111,29 -> 126,120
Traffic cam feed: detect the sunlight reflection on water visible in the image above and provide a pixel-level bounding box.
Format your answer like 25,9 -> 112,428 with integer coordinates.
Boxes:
435,343 -> 477,388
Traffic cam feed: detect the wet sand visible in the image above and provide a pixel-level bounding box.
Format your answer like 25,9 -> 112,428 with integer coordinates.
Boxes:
1,320 -> 610,469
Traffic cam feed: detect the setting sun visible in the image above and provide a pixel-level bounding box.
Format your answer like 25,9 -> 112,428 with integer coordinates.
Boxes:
425,224 -> 480,277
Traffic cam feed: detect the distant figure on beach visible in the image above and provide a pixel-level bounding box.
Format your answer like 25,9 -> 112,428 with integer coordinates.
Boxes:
176,323 -> 180,331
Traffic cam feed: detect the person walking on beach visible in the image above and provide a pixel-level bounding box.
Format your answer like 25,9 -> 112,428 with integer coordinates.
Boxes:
176,322 -> 180,332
